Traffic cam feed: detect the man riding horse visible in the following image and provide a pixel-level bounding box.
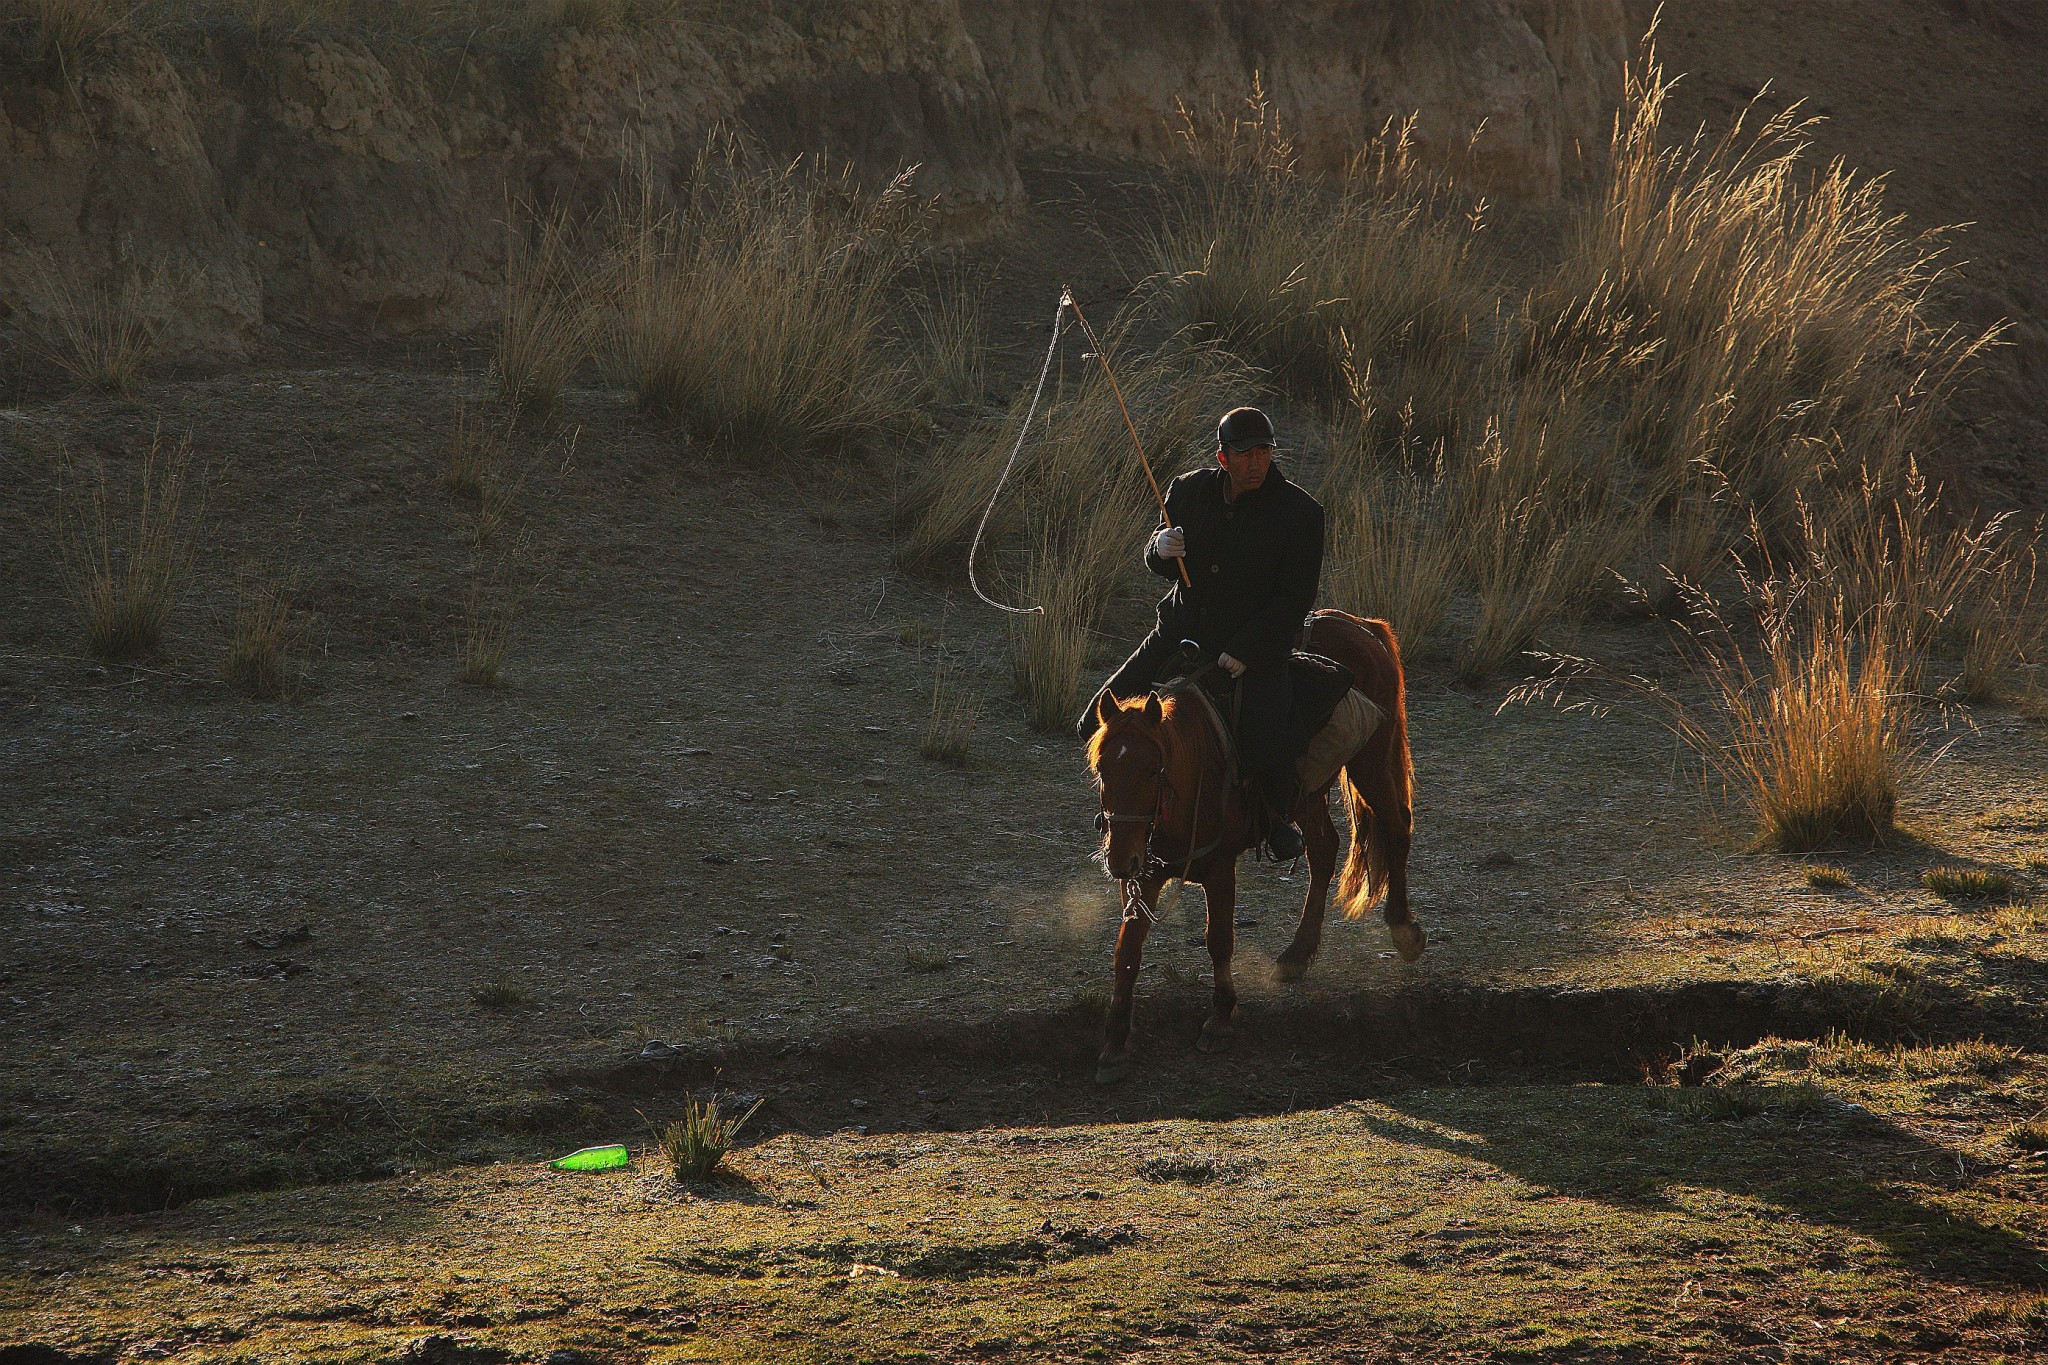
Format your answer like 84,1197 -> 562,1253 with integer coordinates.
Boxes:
1084,406 -> 1322,862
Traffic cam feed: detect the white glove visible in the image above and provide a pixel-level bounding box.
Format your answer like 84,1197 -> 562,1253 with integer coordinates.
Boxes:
1150,525 -> 1186,559
1218,653 -> 1246,678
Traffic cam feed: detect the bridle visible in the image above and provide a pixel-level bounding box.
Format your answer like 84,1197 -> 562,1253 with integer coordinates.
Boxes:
1093,762 -> 1170,840
1094,718 -> 1226,922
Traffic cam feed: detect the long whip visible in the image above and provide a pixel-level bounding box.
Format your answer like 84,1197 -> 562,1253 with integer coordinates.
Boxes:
1061,289 -> 1192,588
966,288 -> 1190,615
966,293 -> 1067,615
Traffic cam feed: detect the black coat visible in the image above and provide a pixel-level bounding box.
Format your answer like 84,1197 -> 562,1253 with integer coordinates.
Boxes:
1143,463 -> 1324,668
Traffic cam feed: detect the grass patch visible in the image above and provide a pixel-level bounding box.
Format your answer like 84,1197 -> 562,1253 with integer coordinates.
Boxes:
457,549 -> 530,688
919,649 -> 978,765
469,980 -> 531,1011
656,1092 -> 763,1183
1804,863 -> 1853,889
221,555 -> 299,699
495,203 -> 590,417
600,132 -> 922,455
57,430 -> 201,661
904,948 -> 953,974
15,258 -> 161,393
1643,1080 -> 1827,1123
444,394 -> 504,497
1922,866 -> 2016,901
0,0 -> 132,84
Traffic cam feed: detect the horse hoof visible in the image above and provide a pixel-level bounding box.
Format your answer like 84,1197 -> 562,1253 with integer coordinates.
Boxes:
1273,953 -> 1311,983
1094,1054 -> 1133,1085
1390,920 -> 1427,962
1196,1017 -> 1235,1054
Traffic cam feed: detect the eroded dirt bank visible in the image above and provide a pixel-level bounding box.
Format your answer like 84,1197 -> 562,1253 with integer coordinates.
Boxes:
0,1 -> 1626,361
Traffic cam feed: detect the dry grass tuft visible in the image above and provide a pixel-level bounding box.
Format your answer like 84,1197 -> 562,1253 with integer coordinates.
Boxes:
1517,569 -> 1912,851
1147,87 -> 1486,429
657,1093 -> 763,1183
222,557 -> 299,699
57,431 -> 201,661
1921,866 -> 2015,902
599,132 -> 923,455
444,394 -> 504,497
1528,37 -> 2001,545
1,0 -> 132,81
457,550 -> 527,688
1009,530 -> 1099,734
495,204 -> 591,417
18,257 -> 160,394
915,269 -> 988,407
468,980 -> 531,1011
1803,863 -> 1853,890
919,649 -> 978,764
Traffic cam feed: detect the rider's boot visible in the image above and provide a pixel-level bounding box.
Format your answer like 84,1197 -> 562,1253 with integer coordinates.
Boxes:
1260,768 -> 1304,862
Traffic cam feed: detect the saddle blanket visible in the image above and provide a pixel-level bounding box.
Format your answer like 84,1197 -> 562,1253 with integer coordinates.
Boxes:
1297,689 -> 1384,794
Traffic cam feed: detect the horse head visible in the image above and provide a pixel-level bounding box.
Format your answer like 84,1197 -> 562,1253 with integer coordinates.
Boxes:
1088,690 -> 1169,880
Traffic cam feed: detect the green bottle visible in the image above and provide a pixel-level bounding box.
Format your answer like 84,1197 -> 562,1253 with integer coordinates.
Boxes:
550,1143 -> 631,1172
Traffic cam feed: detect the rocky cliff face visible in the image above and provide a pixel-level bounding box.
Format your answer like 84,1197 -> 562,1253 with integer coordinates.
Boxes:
0,1 -> 1625,361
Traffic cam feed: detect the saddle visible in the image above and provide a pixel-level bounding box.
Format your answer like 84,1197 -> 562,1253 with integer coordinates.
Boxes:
1155,643 -> 1358,791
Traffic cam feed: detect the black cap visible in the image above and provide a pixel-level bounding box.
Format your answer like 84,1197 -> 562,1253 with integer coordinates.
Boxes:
1217,406 -> 1277,452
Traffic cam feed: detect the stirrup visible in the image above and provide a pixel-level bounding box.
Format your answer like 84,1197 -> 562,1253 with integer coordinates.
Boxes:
1265,820 -> 1304,862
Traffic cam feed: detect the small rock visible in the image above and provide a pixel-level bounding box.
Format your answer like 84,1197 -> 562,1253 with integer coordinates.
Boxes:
683,948 -> 704,961
400,712 -> 419,723
638,1040 -> 679,1062
679,747 -> 711,756
702,854 -> 734,865
849,1098 -> 868,1110
828,666 -> 858,685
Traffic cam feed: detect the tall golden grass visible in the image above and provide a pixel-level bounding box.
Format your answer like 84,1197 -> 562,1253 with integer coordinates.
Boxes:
1145,88 -> 1487,440
1515,569 -> 1911,851
457,552 -> 521,687
1529,37 -> 2001,548
56,431 -> 200,661
18,256 -> 160,395
495,204 -> 589,417
599,134 -> 923,454
914,268 -> 988,408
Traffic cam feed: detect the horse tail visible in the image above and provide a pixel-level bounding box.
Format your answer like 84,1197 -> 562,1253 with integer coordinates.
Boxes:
1338,619 -> 1412,920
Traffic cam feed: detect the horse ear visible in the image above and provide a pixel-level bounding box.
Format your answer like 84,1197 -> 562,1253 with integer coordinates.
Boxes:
1142,694 -> 1163,725
1095,689 -> 1118,729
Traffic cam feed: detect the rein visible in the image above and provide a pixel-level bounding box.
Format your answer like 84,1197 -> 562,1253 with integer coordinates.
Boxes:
1102,701 -> 1231,921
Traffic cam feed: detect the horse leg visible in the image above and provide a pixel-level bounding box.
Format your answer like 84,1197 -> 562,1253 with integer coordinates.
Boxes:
1276,789 -> 1339,982
1355,751 -> 1424,962
1195,859 -> 1239,1053
1096,870 -> 1165,1084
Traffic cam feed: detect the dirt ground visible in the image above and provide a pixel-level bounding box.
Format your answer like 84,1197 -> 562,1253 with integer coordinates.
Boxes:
7,11 -> 2048,1356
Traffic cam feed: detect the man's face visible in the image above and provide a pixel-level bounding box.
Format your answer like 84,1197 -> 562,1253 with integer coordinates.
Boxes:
1217,443 -> 1274,498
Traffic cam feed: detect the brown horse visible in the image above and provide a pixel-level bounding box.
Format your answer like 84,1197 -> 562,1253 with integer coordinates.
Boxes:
1085,609 -> 1418,1083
